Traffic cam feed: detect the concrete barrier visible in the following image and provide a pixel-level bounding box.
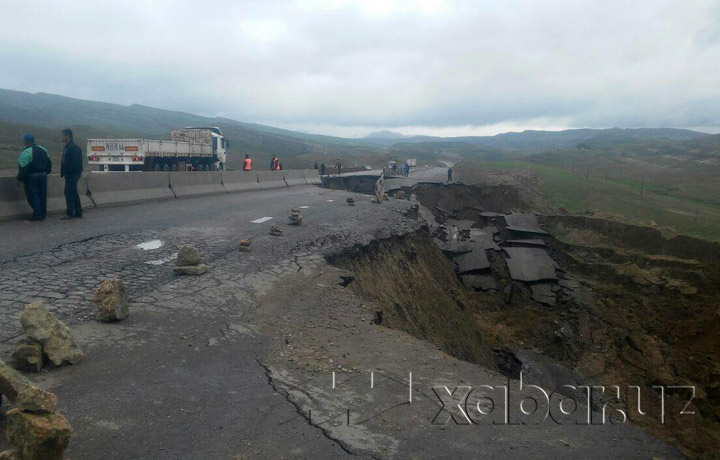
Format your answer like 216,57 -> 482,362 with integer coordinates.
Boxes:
169,172 -> 224,197
283,170 -> 306,187
47,175 -> 94,213
303,169 -> 321,185
87,172 -> 173,207
256,171 -> 287,190
0,175 -> 95,220
0,176 -> 31,220
222,171 -> 260,192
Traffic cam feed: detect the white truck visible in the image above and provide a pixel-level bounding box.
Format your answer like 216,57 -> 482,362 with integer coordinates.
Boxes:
87,127 -> 229,172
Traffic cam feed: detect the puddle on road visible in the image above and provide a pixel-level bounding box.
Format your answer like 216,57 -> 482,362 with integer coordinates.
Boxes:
145,253 -> 178,266
136,240 -> 164,250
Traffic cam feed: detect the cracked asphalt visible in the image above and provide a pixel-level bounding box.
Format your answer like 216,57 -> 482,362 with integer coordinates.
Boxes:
0,178 -> 682,459
0,184 -> 421,458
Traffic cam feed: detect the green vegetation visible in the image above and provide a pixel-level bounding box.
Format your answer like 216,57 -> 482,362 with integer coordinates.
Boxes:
463,159 -> 720,242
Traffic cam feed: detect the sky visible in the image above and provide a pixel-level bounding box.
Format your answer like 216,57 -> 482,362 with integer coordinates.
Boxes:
1,0 -> 719,137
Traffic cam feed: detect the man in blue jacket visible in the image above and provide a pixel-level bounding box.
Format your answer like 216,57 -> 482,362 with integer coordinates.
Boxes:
17,134 -> 52,221
60,129 -> 83,219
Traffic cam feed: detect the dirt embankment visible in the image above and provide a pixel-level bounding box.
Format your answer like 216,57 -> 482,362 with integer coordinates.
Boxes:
540,215 -> 720,458
414,184 -> 720,459
327,231 -> 495,370
328,179 -> 720,459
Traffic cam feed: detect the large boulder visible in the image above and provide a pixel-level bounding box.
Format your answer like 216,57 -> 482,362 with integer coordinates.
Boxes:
0,359 -> 32,402
5,409 -> 72,460
176,245 -> 201,266
20,302 -> 83,366
0,450 -> 21,460
94,279 -> 130,322
15,387 -> 57,414
11,339 -> 43,372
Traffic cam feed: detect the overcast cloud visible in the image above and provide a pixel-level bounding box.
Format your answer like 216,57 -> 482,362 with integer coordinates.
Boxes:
1,0 -> 719,136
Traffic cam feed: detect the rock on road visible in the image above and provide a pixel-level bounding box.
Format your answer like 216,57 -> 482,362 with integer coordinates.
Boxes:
0,183 -> 682,459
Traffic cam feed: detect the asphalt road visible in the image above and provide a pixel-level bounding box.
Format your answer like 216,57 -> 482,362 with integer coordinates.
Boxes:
0,184 -> 420,459
0,182 -> 682,459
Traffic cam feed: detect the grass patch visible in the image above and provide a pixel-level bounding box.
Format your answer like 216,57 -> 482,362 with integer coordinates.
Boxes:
466,160 -> 720,242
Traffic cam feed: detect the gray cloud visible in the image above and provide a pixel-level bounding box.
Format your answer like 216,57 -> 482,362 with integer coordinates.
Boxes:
1,0 -> 719,136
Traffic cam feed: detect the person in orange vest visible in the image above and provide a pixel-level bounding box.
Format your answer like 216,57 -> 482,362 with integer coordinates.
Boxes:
243,154 -> 252,171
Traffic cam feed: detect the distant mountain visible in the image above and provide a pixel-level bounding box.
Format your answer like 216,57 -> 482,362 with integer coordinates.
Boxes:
0,88 -> 714,174
0,89 -> 376,170
364,130 -> 409,140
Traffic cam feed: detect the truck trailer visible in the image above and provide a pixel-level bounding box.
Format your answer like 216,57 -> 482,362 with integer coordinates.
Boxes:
87,127 -> 229,172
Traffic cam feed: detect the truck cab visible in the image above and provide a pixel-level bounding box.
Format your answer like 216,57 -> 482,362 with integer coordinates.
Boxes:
171,127 -> 229,171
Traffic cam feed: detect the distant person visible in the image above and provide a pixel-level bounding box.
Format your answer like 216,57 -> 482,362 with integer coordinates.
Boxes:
16,134 -> 52,221
404,163 -> 411,177
447,167 -> 453,183
60,128 -> 83,219
336,162 -> 342,175
314,161 -> 319,170
243,154 -> 252,171
270,155 -> 278,170
320,162 -> 326,175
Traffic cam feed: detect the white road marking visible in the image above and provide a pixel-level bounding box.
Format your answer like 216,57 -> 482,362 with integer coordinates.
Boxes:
251,217 -> 273,224
299,205 -> 310,209
326,200 -> 335,202
136,240 -> 164,250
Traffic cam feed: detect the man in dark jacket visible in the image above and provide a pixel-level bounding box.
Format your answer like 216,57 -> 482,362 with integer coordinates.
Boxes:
60,129 -> 83,219
17,134 -> 52,221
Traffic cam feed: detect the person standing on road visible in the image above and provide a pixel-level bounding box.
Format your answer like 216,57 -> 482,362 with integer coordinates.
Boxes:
270,155 -> 278,170
16,134 -> 52,221
314,161 -> 318,170
243,154 -> 252,171
447,167 -> 453,183
60,129 -> 83,219
404,163 -> 411,177
320,162 -> 326,175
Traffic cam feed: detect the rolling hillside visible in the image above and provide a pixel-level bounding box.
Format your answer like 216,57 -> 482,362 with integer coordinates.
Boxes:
0,89 -> 717,188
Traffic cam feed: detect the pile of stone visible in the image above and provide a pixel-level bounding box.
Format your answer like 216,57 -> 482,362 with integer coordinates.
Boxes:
173,245 -> 208,276
94,278 -> 130,322
238,239 -> 251,252
270,225 -> 283,236
11,303 -> 82,372
0,360 -> 72,460
289,208 -> 302,225
346,197 -> 356,206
